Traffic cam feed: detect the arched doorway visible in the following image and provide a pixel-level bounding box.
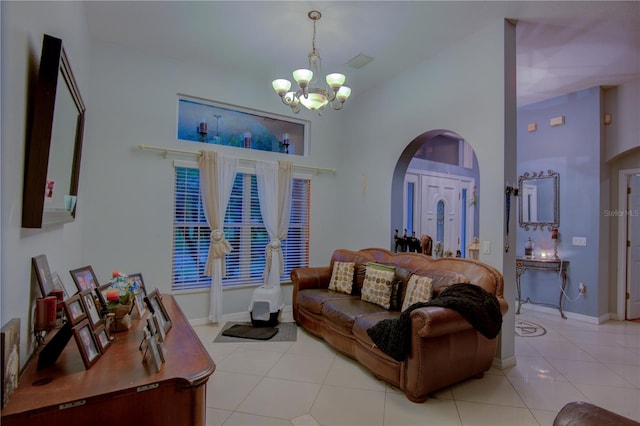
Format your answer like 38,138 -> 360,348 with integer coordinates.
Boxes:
391,130 -> 480,258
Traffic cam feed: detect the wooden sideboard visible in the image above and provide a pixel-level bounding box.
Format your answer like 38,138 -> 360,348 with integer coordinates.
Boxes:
1,295 -> 215,426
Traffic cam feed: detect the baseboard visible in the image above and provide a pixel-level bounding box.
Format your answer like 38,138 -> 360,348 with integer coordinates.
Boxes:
189,305 -> 293,326
493,355 -> 517,370
517,303 -> 605,324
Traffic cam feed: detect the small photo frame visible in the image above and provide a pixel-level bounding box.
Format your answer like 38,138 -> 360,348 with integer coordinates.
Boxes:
70,266 -> 99,292
156,338 -> 167,363
127,273 -> 147,296
142,328 -> 162,373
62,294 -> 87,325
72,320 -> 101,369
95,283 -> 113,311
1,318 -> 20,408
51,272 -> 70,299
32,254 -> 55,297
144,289 -> 171,334
146,317 -> 157,336
152,314 -> 166,343
80,290 -> 104,329
94,325 -> 111,354
134,292 -> 147,319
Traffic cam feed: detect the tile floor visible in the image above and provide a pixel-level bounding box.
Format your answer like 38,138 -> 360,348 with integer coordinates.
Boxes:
193,308 -> 640,426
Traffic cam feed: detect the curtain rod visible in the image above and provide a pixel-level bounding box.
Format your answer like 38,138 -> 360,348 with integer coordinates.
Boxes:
137,144 -> 336,174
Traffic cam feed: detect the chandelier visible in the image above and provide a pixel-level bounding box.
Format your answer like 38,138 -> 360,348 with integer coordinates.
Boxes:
272,10 -> 351,115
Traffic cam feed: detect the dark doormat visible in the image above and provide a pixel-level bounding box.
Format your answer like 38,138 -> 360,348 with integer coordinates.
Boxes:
214,322 -> 297,343
222,324 -> 278,340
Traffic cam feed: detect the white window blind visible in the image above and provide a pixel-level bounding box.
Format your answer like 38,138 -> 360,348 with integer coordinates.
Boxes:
172,165 -> 310,291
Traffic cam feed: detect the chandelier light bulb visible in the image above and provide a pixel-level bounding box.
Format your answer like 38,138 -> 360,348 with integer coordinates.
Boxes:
272,79 -> 292,95
325,73 -> 346,90
299,91 -> 329,110
336,86 -> 351,102
293,69 -> 313,86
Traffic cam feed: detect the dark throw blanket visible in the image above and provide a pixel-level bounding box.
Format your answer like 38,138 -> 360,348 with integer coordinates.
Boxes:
366,283 -> 503,361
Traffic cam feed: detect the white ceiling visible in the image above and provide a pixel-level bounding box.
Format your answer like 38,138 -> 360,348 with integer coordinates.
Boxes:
85,1 -> 640,107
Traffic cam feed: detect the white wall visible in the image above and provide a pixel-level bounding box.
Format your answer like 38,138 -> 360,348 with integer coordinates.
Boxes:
605,78 -> 640,161
1,0 -> 90,365
83,40 -> 345,319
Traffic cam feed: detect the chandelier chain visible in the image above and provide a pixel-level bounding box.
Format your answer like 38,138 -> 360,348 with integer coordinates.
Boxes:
312,17 -> 317,55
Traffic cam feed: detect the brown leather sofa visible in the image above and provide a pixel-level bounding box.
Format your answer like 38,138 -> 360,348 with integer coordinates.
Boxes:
291,248 -> 508,402
554,401 -> 640,426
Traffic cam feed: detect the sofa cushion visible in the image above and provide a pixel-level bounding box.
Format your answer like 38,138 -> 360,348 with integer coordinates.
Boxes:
297,289 -> 357,315
322,298 -> 390,333
361,263 -> 395,309
352,312 -> 401,347
328,261 -> 355,294
416,268 -> 470,296
402,275 -> 433,311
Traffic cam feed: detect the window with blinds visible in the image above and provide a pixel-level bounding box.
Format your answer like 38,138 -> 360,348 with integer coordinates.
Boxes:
172,166 -> 310,291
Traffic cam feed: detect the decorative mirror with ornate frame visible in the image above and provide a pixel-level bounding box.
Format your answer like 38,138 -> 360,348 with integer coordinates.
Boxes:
22,34 -> 85,228
518,170 -> 559,231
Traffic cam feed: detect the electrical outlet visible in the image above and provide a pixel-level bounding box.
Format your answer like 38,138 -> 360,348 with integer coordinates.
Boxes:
579,283 -> 586,294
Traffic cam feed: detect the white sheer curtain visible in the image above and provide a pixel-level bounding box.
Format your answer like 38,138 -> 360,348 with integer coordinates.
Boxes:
199,151 -> 238,323
255,160 -> 292,289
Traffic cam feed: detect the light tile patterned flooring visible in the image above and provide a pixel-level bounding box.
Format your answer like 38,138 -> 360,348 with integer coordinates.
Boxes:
193,308 -> 640,425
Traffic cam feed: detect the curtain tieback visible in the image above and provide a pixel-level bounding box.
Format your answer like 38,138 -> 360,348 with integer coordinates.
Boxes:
209,229 -> 233,258
264,239 -> 284,284
205,229 -> 233,277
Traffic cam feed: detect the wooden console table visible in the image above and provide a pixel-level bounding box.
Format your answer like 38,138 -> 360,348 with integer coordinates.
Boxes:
1,295 -> 215,426
516,257 -> 569,319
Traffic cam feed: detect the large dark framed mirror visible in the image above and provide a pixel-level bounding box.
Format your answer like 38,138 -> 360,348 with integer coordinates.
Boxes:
518,170 -> 559,231
23,34 -> 85,228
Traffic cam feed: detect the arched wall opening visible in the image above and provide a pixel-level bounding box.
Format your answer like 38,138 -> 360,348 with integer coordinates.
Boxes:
391,129 -> 480,258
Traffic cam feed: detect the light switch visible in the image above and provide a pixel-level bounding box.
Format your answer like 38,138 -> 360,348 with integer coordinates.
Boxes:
572,236 -> 587,246
550,116 -> 565,127
482,241 -> 491,254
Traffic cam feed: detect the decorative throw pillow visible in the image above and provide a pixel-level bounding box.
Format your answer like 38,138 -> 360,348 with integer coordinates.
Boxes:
361,263 -> 395,309
401,274 -> 433,311
328,261 -> 355,294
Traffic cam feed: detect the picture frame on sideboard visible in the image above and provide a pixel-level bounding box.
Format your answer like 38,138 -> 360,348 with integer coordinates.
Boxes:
69,266 -> 99,292
94,325 -> 111,354
1,318 -> 20,408
142,328 -> 162,373
32,254 -> 55,297
72,320 -> 101,369
144,289 -> 171,334
79,289 -> 104,329
127,273 -> 147,297
62,294 -> 87,326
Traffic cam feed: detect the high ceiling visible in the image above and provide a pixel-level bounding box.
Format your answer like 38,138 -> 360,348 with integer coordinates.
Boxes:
85,1 -> 640,107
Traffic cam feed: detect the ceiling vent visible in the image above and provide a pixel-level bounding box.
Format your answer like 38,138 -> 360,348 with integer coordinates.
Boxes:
347,54 -> 374,69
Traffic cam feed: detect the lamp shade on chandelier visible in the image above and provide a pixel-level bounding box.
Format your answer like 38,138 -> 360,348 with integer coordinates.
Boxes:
272,11 -> 351,115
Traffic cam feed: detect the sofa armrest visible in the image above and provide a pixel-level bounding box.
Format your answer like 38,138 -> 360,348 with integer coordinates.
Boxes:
291,267 -> 332,323
291,267 -> 331,291
411,306 -> 476,338
499,298 -> 509,316
554,401 -> 640,426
